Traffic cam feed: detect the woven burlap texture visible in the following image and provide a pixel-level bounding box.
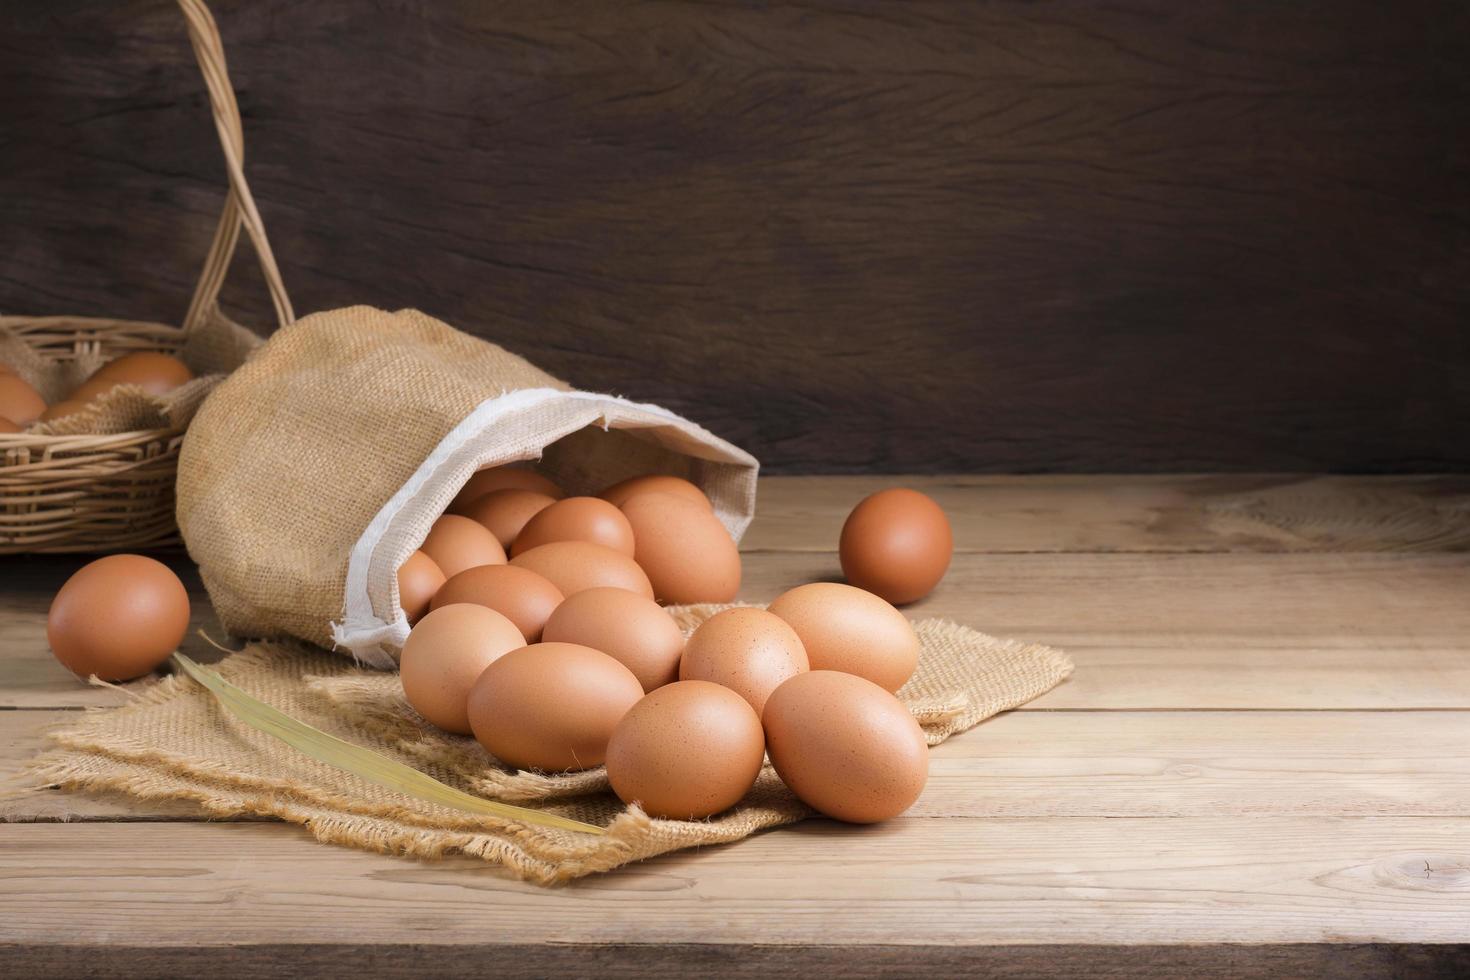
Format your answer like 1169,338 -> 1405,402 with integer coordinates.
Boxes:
31,609 -> 1072,884
176,305 -> 759,659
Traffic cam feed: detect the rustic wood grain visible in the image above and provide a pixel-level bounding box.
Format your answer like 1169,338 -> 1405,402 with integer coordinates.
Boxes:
2,819 -> 1469,946
3,1 -> 1468,473
5,474 -> 1470,969
10,708 -> 1470,822
2,944 -> 1468,980
744,474 -> 1470,553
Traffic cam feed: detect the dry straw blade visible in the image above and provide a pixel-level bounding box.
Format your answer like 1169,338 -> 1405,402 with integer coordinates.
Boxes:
171,652 -> 604,836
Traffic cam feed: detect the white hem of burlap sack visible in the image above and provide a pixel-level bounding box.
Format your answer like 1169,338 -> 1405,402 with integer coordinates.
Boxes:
330,387 -> 758,668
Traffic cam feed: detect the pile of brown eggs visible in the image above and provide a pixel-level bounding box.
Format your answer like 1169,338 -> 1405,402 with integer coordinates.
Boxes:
397,468 -> 954,824
42,455 -> 955,826
0,352 -> 194,430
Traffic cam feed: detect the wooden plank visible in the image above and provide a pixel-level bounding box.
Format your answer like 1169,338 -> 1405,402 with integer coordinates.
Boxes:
3,942 -> 1467,980
8,708 -> 1470,822
4,2 -> 1469,474
744,474 -> 1470,553
1,818 -> 1468,946
6,550 -> 1469,709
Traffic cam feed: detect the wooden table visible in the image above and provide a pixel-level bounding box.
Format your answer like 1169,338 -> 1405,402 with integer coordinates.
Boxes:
4,475 -> 1469,977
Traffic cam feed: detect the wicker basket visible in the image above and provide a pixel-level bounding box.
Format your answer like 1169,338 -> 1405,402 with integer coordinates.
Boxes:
0,0 -> 292,554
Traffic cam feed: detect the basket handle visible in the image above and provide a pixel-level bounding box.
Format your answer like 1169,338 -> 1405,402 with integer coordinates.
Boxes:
176,0 -> 295,335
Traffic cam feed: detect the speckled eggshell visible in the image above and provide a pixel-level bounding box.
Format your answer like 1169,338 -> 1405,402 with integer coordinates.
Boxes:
419,514 -> 507,579
46,554 -> 191,681
399,603 -> 525,734
509,541 -> 654,599
679,607 -> 808,715
600,474 -> 711,510
460,489 -> 556,549
839,488 -> 953,605
621,491 -> 741,604
429,563 -> 564,642
467,642 -> 644,771
763,670 -> 929,823
396,549 -> 446,625
511,496 -> 636,557
767,582 -> 919,692
605,680 -> 765,819
542,587 -> 685,692
0,374 -> 46,425
448,466 -> 564,514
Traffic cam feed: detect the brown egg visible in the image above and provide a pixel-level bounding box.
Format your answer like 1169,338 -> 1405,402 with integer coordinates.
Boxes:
448,465 -> 564,514
511,496 -> 635,557
467,642 -> 644,771
67,376 -> 125,404
38,400 -> 90,423
46,555 -> 191,681
679,607 -> 808,715
399,603 -> 525,734
600,474 -> 711,510
0,415 -> 22,433
396,550 -> 445,625
87,352 -> 194,396
839,488 -> 953,605
767,582 -> 919,693
429,563 -> 564,642
621,491 -> 741,604
460,488 -> 555,549
606,680 -> 765,819
510,540 -> 653,599
0,374 -> 46,425
419,514 -> 506,579
542,587 -> 685,692
763,671 -> 929,823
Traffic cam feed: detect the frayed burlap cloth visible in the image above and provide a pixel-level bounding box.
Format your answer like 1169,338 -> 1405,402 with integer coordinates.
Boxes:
29,608 -> 1071,884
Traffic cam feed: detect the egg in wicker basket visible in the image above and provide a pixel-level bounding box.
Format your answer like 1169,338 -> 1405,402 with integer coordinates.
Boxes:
0,0 -> 290,554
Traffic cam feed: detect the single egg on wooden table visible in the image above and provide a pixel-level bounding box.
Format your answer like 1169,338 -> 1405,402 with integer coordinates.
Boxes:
605,680 -> 765,819
429,564 -> 564,642
510,496 -> 636,557
47,554 -> 191,681
459,488 -> 555,549
621,491 -> 741,603
0,373 -> 46,426
467,642 -> 644,772
600,474 -> 711,510
395,549 -> 445,625
767,582 -> 919,693
542,587 -> 685,692
763,670 -> 929,824
86,352 -> 194,396
679,607 -> 808,715
418,513 -> 506,579
509,540 -> 653,600
447,465 -> 563,515
399,603 -> 525,735
839,487 -> 953,604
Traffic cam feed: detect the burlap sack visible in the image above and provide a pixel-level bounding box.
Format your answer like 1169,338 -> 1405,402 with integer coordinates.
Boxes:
29,608 -> 1073,883
176,305 -> 759,667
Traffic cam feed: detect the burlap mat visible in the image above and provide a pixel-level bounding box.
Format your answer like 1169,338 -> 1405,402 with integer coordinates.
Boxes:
29,608 -> 1071,884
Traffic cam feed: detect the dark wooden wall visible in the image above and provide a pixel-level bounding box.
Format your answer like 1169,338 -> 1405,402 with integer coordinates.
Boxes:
3,1 -> 1468,473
